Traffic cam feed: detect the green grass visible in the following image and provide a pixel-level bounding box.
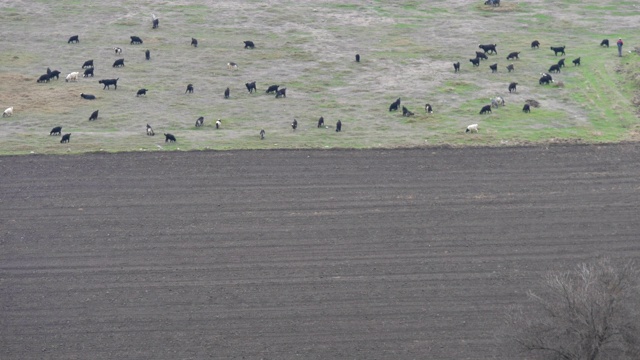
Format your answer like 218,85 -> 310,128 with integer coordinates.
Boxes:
0,0 -> 638,155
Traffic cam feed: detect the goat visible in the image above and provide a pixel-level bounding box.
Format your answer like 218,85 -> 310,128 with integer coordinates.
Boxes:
402,106 -> 414,117
550,46 -> 565,56
275,88 -> 287,98
68,35 -> 79,44
480,105 -> 492,114
291,119 -> 298,130
425,104 -> 433,113
83,68 -> 94,77
136,88 -> 148,96
88,110 -> 99,121
216,119 -> 221,129
66,72 -> 79,82
266,85 -> 279,94
572,57 -> 581,66
479,44 -> 497,54
489,63 -> 498,73
548,64 -> 561,73
475,51 -> 488,60
60,133 -> 71,143
3,107 -> 13,117
522,104 -> 531,113
224,87 -> 230,99
336,120 -> 342,132
227,62 -> 238,70
112,58 -> 125,67
508,82 -> 517,93
539,72 -> 553,85
318,116 -> 325,127
50,126 -> 62,135
191,38 -> 198,47
114,47 -> 122,54
36,74 -> 50,83
484,0 -> 500,6
557,58 -> 566,68
600,39 -> 609,47
260,129 -> 265,140
49,70 -> 61,80
491,96 -> 505,108
98,78 -> 119,90
244,41 -> 255,49
389,98 -> 401,111
145,50 -> 150,60
506,64 -> 514,72
469,57 -> 480,66
152,18 -> 159,29
80,93 -> 96,100
130,36 -> 143,45
506,51 -> 520,60
146,124 -> 155,136
185,84 -> 194,93
453,61 -> 460,72
82,59 -> 94,69
531,40 -> 540,48
355,54 -> 360,62
164,133 -> 176,142
245,81 -> 256,93
195,116 -> 204,127
466,124 -> 479,133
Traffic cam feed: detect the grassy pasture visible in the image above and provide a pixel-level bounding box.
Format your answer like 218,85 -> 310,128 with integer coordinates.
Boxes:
0,0 -> 639,155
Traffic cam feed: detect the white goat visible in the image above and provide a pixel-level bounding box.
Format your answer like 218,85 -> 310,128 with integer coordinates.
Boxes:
65,72 -> 79,82
3,107 -> 13,117
466,124 -> 479,133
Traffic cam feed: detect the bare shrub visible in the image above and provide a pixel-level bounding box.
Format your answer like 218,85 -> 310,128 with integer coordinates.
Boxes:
503,258 -> 640,360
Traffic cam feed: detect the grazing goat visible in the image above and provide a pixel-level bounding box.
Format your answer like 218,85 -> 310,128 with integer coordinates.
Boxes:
318,116 -> 325,128
291,119 -> 297,130
146,124 -> 155,136
36,74 -> 50,83
50,126 -> 62,135
80,93 -> 96,100
260,129 -> 265,140
469,57 -> 480,66
68,35 -> 79,44
185,84 -> 194,94
480,105 -> 492,114
227,62 -> 238,70
506,51 -> 520,60
49,70 -> 61,80
244,41 -> 255,49
99,78 -> 119,90
112,58 -> 125,67
145,50 -> 150,60
224,87 -> 230,99
509,82 -> 517,93
531,40 -> 540,48
522,104 -> 531,113
491,96 -> 505,108
246,81 -> 257,93
60,133 -> 71,143
572,57 -> 581,66
550,46 -> 565,56
275,88 -> 287,98
355,54 -> 360,62
539,73 -> 553,85
389,98 -> 401,111
216,119 -> 221,129
266,84 -> 279,94
195,116 -> 204,127
557,58 -> 566,68
336,120 -> 342,132
489,63 -> 498,73
130,36 -> 143,45
402,106 -> 414,117
466,124 -> 479,133
600,39 -> 609,47
88,110 -> 99,121
82,59 -> 94,69
83,68 -> 94,77
164,133 -> 176,142
425,104 -> 433,113
136,88 -> 148,96
506,64 -> 514,72
479,44 -> 497,54
3,107 -> 14,117
453,62 -> 460,72
66,72 -> 79,82
191,38 -> 198,47
475,51 -> 488,60
114,47 -> 122,54
548,64 -> 561,73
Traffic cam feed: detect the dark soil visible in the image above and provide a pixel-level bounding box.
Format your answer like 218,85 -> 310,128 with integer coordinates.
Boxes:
1,144 -> 639,359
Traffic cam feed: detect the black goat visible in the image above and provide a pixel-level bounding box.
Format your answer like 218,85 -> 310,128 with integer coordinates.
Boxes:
489,63 -> 498,73
509,82 -> 518,93
88,110 -> 99,121
80,93 -> 96,100
548,64 -> 561,73
557,58 -> 566,68
113,58 -> 125,67
550,46 -> 566,56
523,104 -> 531,113
318,116 -> 325,128
260,129 -> 265,140
453,62 -> 460,72
336,120 -> 342,132
82,60 -> 94,69
506,51 -> 520,60
191,38 -> 198,47
531,40 -> 540,48
389,98 -> 401,111
36,74 -> 50,83
136,88 -> 148,96
246,81 -> 257,93
145,50 -> 150,60
479,44 -> 497,54
50,126 -> 62,136
152,18 -> 159,29
506,64 -> 514,72
164,133 -> 176,142
130,36 -> 143,45
600,39 -> 609,47
291,119 -> 298,130
475,51 -> 488,60
275,88 -> 287,98
98,78 -> 119,90
185,84 -> 194,93
83,68 -> 94,77
244,40 -> 255,49
195,116 -> 204,127
479,105 -> 492,114
469,57 -> 480,66
224,87 -> 230,99
68,35 -> 79,44
355,54 -> 360,62
572,57 -> 581,66
60,133 -> 71,143
539,73 -> 553,85
266,85 -> 279,94
402,106 -> 414,117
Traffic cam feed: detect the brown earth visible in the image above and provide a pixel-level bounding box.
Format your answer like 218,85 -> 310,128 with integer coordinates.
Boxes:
1,145 -> 640,359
